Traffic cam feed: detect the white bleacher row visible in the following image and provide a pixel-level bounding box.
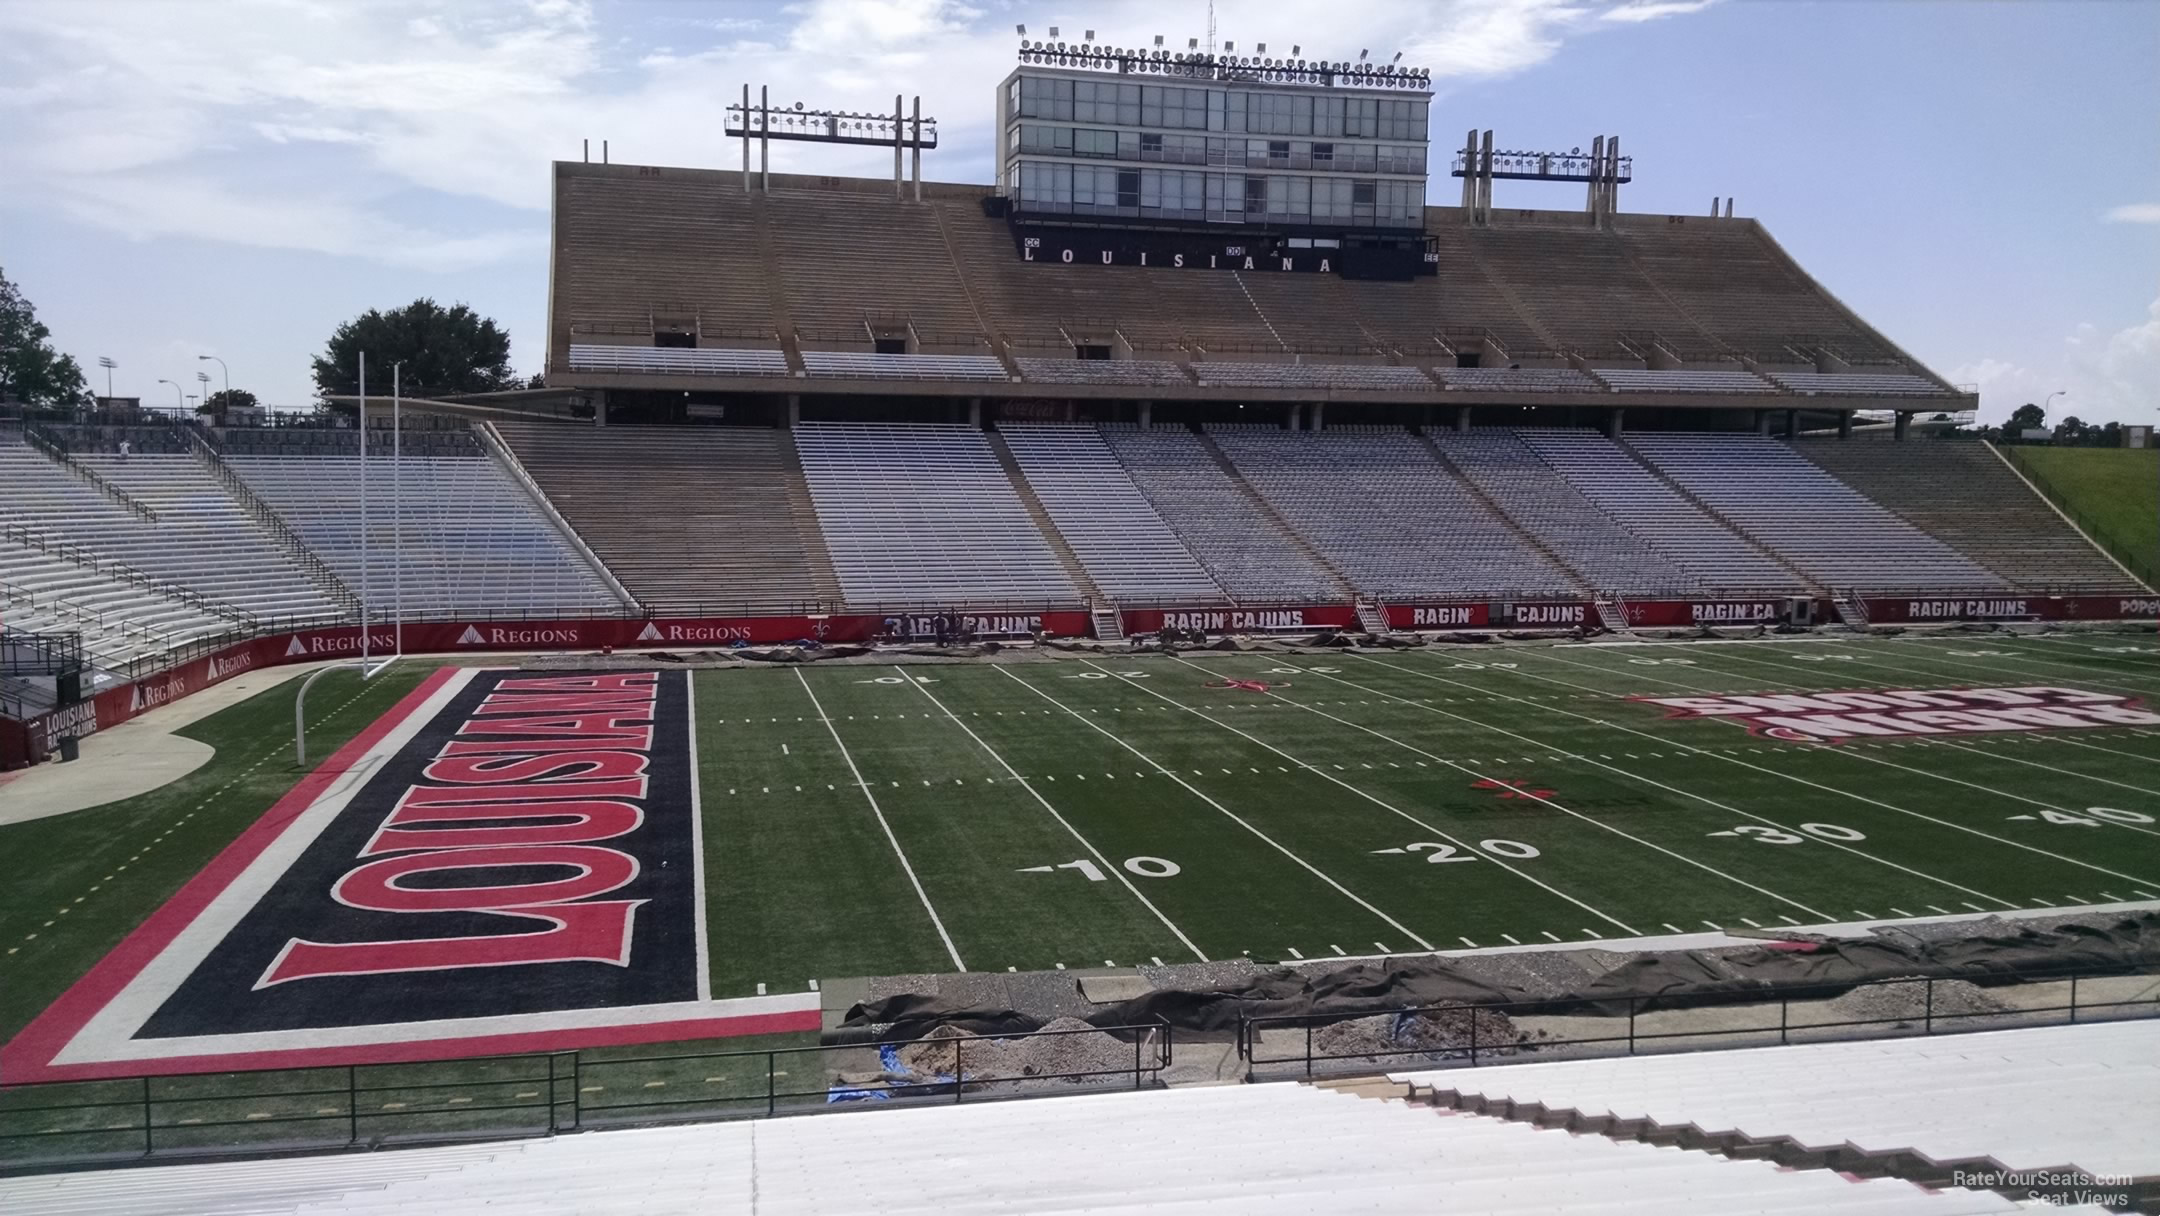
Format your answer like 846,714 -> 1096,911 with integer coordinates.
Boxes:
1430,430 -> 1702,594
1773,370 -> 1950,396
1191,362 -> 1435,392
1395,1020 -> 2160,1189
998,425 -> 1224,602
800,352 -> 1009,381
1016,358 -> 1194,386
793,422 -> 1079,605
229,456 -> 622,617
1625,432 -> 2004,591
1518,429 -> 1805,592
564,344 -> 788,377
1589,368 -> 1775,393
0,539 -> 237,668
1209,427 -> 1577,599
1435,367 -> 1601,393
0,445 -> 339,625
0,1081 -> 2073,1216
1097,427 -> 1342,603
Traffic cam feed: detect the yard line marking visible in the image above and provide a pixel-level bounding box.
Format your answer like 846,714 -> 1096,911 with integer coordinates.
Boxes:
1331,944 -> 1346,955
2100,892 -> 2124,902
781,743 -> 789,755
1151,956 -> 1164,966
913,668 -> 1206,963
1739,917 -> 1762,928
1287,665 -> 1833,921
1373,941 -> 1391,953
1883,636 -> 2160,697
1890,908 -> 1914,918
1428,650 -> 2136,898
1662,923 -> 1685,935
1122,659 -> 1631,940
1287,947 -> 1304,958
1927,904 -> 1952,915
1960,901 -> 1988,913
686,673 -> 712,1001
996,666 -> 1427,956
1459,937 -> 1478,948
1356,656 -> 2013,902
795,669 -> 965,973
1501,934 -> 1520,945
1701,921 -> 1722,931
1541,931 -> 1562,942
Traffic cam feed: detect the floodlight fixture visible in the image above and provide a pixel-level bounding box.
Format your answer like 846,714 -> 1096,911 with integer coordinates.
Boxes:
1187,36 -> 1198,48
1359,48 -> 1368,60
1392,51 -> 1403,63
1015,23 -> 1025,35
1083,29 -> 1093,40
1153,34 -> 1163,46
1048,25 -> 1058,36
1256,42 -> 1266,53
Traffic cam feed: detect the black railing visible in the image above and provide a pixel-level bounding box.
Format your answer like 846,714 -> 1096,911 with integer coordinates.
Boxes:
0,1021 -> 1171,1175
1238,965 -> 2160,1081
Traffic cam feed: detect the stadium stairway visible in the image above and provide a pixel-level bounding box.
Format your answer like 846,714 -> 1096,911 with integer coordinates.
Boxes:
1191,430 -> 1361,601
1794,439 -> 2145,594
984,429 -> 1112,610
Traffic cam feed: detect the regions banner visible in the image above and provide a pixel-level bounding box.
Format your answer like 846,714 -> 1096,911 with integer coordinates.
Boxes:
1635,684 -> 2160,743
3,667 -> 817,1082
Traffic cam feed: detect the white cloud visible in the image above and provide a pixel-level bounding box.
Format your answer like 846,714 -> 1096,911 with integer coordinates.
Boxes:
1601,0 -> 1718,24
1953,295 -> 2160,427
2104,203 -> 2160,224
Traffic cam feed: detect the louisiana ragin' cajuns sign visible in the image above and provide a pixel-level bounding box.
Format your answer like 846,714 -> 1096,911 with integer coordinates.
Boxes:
1636,685 -> 2160,743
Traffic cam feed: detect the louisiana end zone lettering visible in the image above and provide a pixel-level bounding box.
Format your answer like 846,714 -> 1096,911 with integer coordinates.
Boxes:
1639,685 -> 2160,743
137,670 -> 697,1037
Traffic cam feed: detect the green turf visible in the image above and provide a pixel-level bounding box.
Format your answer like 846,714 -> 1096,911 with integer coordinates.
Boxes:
0,666 -> 430,1043
2003,445 -> 2160,583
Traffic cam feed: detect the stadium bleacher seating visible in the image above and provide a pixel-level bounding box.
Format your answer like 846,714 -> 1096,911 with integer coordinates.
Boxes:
799,352 -> 1008,381
1015,358 -> 1194,387
1396,1020 -> 2160,1198
0,441 -> 340,630
1097,426 -> 1343,602
1207,427 -> 1577,599
769,188 -> 984,343
229,453 -> 624,618
1468,226 -> 1709,353
0,537 -> 238,669
793,422 -> 1080,607
1429,429 -> 1702,595
1796,441 -> 2143,593
1517,429 -> 1806,592
493,422 -> 835,615
1624,432 -> 2005,592
565,345 -> 789,377
1614,221 -> 1901,363
1770,370 -> 1953,397
998,425 -> 1224,603
0,1078 -> 2080,1215
552,170 -> 777,344
1189,362 -> 1435,392
1434,367 -> 1601,393
1588,368 -> 1776,394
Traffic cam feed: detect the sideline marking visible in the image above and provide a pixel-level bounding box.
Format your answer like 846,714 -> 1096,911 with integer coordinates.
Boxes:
995,665 -> 1428,956
795,669 -> 965,973
906,668 -> 1205,962
687,671 -> 711,1001
1090,659 -> 1629,938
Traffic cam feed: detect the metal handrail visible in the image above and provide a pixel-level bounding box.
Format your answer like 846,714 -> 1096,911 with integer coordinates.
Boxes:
179,428 -> 364,617
20,425 -> 160,523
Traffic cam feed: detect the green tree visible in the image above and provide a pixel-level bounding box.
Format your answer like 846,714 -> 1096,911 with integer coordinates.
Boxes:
310,299 -> 516,400
2003,402 -> 2047,437
199,388 -> 260,415
0,267 -> 91,408
2052,415 -> 2087,445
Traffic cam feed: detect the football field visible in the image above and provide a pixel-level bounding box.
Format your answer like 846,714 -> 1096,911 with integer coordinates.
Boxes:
698,632 -> 2160,994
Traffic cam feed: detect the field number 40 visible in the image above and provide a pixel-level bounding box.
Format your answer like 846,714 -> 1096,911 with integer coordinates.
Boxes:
2028,807 -> 2154,827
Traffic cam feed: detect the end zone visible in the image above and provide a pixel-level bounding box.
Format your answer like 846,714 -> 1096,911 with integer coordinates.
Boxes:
2,666 -> 816,1085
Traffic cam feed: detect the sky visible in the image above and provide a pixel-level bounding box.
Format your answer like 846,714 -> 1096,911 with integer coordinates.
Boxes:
0,0 -> 2154,424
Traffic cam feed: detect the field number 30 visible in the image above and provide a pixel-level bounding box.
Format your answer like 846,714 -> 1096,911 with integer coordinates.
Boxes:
1717,823 -> 1865,845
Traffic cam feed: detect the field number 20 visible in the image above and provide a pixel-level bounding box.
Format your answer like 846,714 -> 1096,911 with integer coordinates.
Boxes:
1379,839 -> 1541,863
1720,823 -> 1866,845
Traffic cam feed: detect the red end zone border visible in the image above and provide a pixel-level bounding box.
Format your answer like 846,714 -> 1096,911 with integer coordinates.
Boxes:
3,666 -> 819,1085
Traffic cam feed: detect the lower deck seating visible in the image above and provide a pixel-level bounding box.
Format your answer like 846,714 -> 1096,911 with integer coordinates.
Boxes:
494,422 -> 832,615
999,425 -> 1223,602
1795,441 -> 2141,593
1097,427 -> 1341,603
0,538 -> 237,669
1626,433 -> 2006,592
794,423 -> 1078,607
230,454 -> 623,618
1517,429 -> 1805,593
1209,427 -> 1575,599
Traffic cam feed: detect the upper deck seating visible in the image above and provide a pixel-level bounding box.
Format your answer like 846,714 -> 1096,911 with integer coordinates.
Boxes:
1589,369 -> 1776,394
999,425 -> 1223,603
1016,359 -> 1194,387
801,353 -> 1008,381
1190,363 -> 1434,392
1097,427 -> 1341,603
1770,371 -> 1951,396
1434,368 -> 1601,393
566,346 -> 788,377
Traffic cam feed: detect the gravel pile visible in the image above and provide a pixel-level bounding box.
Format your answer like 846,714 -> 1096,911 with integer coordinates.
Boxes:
892,1018 -> 1145,1084
1825,977 -> 2012,1026
1311,1004 -> 1534,1063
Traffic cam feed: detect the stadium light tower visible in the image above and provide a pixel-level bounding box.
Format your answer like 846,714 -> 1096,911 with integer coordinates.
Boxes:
97,356 -> 115,401
195,370 -> 211,407
197,354 -> 229,399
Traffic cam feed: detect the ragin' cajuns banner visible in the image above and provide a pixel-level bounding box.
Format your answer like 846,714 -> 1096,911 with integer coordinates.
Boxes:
1864,595 -> 2160,625
4,668 -> 818,1082
1637,685 -> 2160,743
1120,605 -> 1360,635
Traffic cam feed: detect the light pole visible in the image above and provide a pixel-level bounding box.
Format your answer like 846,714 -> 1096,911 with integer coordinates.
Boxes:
195,371 -> 212,413
197,354 -> 229,401
97,356 -> 116,403
154,378 -> 184,414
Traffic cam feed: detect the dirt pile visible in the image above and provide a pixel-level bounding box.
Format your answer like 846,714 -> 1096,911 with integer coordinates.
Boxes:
1824,977 -> 2012,1027
1310,1004 -> 1535,1062
892,1017 -> 1146,1084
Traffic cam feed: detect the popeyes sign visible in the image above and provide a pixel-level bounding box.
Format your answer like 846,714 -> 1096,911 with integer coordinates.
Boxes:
1637,685 -> 2160,742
